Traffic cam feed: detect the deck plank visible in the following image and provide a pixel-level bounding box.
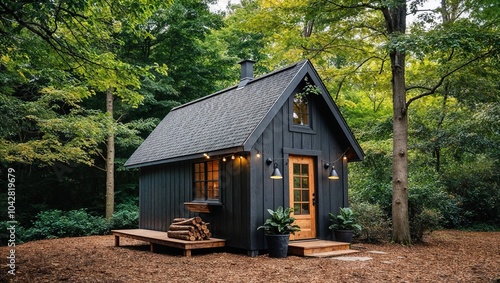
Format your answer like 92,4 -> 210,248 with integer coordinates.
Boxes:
112,229 -> 225,256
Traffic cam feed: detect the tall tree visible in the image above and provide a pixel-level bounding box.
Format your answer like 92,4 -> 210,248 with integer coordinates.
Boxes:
382,0 -> 410,243
0,0 -> 167,220
230,0 -> 499,243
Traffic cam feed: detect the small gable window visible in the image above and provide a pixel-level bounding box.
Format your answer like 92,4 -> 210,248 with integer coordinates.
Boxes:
293,94 -> 309,126
193,160 -> 220,201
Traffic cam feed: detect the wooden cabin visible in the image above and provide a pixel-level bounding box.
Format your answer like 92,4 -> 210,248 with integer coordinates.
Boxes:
125,59 -> 364,256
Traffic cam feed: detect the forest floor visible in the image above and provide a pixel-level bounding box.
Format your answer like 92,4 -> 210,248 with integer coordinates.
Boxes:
0,230 -> 499,282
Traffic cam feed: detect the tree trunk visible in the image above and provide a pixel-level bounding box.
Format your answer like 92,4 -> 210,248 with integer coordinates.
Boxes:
105,88 -> 115,221
391,49 -> 411,244
383,1 -> 411,244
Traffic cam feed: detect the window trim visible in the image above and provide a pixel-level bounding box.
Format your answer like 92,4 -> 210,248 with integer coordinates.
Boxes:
289,92 -> 316,134
192,159 -> 221,203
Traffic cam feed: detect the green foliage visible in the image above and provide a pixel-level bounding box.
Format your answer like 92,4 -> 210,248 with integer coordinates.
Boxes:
258,207 -> 301,235
410,208 -> 442,242
350,202 -> 391,242
109,207 -> 139,230
328,207 -> 362,232
14,204 -> 139,242
109,193 -> 139,229
462,223 -> 500,232
440,157 -> 500,227
21,209 -> 109,242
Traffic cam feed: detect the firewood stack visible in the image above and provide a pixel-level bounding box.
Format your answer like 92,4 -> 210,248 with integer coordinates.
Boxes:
167,217 -> 211,241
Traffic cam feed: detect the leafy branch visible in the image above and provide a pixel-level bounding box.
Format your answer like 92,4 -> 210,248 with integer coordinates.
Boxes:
406,49 -> 496,109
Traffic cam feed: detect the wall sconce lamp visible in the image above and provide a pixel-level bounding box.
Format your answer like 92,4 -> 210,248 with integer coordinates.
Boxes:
266,158 -> 283,179
324,162 -> 339,180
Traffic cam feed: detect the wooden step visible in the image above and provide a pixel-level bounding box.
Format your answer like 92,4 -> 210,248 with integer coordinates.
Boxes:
288,240 -> 354,256
303,249 -> 360,258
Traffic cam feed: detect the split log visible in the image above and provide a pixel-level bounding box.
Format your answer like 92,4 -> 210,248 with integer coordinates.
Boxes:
167,232 -> 196,241
167,217 -> 211,241
167,230 -> 194,237
168,224 -> 195,232
172,217 -> 202,225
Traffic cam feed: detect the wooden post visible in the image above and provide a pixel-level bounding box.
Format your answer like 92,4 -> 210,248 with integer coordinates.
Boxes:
114,235 -> 120,247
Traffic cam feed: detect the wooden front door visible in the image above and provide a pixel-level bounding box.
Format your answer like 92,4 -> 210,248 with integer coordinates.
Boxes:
289,156 -> 316,240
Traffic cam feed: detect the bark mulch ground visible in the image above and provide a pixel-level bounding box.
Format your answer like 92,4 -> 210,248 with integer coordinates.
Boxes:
1,230 -> 499,282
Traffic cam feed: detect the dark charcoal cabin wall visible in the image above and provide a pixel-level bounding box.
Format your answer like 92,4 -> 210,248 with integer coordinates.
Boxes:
250,87 -> 350,250
138,156 -> 252,250
210,155 -> 251,250
138,161 -> 193,231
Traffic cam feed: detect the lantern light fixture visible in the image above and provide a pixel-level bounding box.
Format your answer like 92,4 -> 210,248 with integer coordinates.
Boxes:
324,162 -> 339,180
270,163 -> 283,179
266,158 -> 283,179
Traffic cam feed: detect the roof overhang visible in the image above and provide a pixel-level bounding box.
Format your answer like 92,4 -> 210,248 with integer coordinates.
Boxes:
125,146 -> 245,169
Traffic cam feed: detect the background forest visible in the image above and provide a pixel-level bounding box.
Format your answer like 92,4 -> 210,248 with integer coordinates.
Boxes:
0,0 -> 498,243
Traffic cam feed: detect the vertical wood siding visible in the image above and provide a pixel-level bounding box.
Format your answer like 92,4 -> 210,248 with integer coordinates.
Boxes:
138,157 -> 251,250
250,88 -> 350,249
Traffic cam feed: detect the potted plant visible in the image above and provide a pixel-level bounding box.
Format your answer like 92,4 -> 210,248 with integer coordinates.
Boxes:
329,207 -> 362,243
258,206 -> 300,258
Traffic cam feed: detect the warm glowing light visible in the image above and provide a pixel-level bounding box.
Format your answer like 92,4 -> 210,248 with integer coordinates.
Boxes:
223,157 -> 227,162
231,155 -> 235,160
329,167 -> 339,180
256,152 -> 261,158
270,163 -> 283,179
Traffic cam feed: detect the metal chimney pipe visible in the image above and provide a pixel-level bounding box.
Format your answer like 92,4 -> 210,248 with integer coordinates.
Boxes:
237,59 -> 256,89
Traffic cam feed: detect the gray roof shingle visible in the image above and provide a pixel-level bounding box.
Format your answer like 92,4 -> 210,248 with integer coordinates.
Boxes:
125,60 -> 308,168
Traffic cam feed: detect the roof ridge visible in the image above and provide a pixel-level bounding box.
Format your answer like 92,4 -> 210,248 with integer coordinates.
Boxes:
170,60 -> 307,111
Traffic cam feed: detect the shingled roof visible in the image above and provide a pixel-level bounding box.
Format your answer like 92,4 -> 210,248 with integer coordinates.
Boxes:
125,60 -> 363,168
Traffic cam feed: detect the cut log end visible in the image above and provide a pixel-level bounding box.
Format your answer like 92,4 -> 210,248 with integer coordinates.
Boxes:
168,217 -> 211,241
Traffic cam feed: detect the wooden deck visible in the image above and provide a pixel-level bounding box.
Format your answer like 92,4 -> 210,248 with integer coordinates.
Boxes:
112,229 -> 225,257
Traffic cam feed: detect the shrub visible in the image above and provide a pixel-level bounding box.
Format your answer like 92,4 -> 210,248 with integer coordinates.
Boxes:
350,202 -> 391,242
410,208 -> 442,242
22,209 -> 109,242
406,178 -> 453,241
109,206 -> 139,230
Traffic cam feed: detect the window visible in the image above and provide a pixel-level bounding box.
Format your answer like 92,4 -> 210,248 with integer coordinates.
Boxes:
193,160 -> 219,201
292,163 -> 310,215
293,94 -> 309,126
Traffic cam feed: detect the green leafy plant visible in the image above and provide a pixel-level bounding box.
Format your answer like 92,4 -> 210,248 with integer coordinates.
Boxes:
109,203 -> 139,230
350,202 -> 391,242
21,209 -> 109,242
329,207 -> 362,232
410,208 -> 442,242
257,206 -> 300,235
